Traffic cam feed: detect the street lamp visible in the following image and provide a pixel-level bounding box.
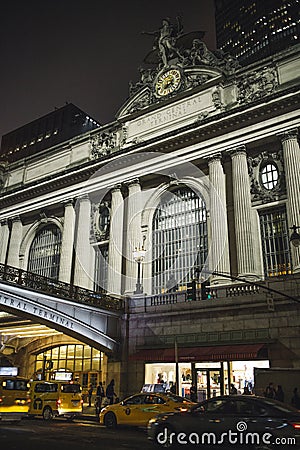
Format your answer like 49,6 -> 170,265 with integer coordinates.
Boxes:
290,225 -> 300,248
133,246 -> 146,294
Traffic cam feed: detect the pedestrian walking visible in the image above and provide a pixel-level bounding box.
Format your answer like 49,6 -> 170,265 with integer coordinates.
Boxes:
106,379 -> 117,405
275,385 -> 285,403
291,387 -> 300,409
95,381 -> 105,415
88,384 -> 93,407
264,382 -> 276,399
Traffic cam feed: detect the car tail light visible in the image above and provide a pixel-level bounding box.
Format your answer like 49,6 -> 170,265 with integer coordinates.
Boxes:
56,399 -> 62,408
289,422 -> 300,429
0,397 -> 3,404
80,399 -> 83,405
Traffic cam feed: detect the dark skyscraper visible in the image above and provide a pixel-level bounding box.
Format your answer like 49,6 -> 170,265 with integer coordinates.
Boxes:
215,0 -> 300,65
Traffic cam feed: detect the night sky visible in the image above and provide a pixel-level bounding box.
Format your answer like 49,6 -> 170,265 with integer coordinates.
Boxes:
0,0 -> 216,139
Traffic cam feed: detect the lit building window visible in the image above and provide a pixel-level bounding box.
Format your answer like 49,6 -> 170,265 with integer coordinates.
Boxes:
94,245 -> 108,292
260,163 -> 279,190
34,344 -> 104,387
259,207 -> 292,277
152,187 -> 207,294
28,224 -> 62,279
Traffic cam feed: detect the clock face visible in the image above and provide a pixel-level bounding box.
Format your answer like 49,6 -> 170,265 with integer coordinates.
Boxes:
155,69 -> 181,97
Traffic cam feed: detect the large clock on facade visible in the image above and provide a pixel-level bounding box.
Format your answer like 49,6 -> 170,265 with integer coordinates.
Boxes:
155,69 -> 182,97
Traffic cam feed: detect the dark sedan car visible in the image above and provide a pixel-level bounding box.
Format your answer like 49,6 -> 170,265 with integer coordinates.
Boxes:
148,395 -> 300,449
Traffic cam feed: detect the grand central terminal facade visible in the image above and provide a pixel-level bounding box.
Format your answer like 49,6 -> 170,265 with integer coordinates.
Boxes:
0,19 -> 299,400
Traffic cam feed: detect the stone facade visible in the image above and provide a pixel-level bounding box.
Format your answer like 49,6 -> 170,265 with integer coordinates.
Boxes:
0,22 -> 299,399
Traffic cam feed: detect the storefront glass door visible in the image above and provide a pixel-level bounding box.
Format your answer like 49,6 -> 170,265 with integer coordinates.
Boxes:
196,368 -> 224,401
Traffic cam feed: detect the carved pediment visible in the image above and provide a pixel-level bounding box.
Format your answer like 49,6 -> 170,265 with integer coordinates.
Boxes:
117,66 -> 224,119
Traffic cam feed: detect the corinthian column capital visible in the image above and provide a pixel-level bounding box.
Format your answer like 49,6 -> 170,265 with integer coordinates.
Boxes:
227,145 -> 247,158
277,128 -> 298,143
207,152 -> 223,165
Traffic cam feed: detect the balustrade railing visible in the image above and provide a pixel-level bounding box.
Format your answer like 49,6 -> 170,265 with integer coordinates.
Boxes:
0,263 -> 124,312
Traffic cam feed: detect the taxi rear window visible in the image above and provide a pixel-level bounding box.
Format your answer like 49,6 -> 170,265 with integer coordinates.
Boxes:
61,384 -> 81,393
2,379 -> 28,391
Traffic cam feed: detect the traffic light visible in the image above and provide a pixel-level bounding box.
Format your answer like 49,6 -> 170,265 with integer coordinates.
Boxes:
186,279 -> 196,301
201,281 -> 211,300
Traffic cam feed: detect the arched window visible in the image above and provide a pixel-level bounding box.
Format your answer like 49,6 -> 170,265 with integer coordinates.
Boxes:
152,187 -> 207,294
28,224 -> 62,279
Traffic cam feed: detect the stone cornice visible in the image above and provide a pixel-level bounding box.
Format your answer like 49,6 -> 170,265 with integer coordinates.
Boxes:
0,89 -> 299,211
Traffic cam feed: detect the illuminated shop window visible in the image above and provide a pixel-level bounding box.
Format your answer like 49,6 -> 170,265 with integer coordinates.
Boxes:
152,187 -> 207,294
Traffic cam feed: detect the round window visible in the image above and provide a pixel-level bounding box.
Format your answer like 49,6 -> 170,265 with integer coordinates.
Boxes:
261,163 -> 279,190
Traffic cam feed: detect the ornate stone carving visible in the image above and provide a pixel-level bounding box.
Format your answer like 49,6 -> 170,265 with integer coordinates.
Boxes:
90,131 -> 117,159
212,87 -> 224,110
237,66 -> 278,104
91,201 -> 111,242
119,19 -> 239,118
248,150 -> 286,204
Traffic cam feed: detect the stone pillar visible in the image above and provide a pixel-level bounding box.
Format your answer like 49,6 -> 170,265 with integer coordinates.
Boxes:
279,129 -> 300,272
124,179 -> 143,294
230,146 -> 260,280
74,195 -> 92,289
208,154 -> 231,284
7,216 -> 22,268
107,185 -> 124,296
59,200 -> 75,284
0,220 -> 10,264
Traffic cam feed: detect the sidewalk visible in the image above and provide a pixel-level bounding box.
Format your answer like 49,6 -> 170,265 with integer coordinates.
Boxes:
80,403 -> 99,422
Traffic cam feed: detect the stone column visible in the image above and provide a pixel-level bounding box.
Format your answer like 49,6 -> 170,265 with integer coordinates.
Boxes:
59,200 -> 75,284
7,216 -> 22,268
230,146 -> 260,280
279,129 -> 300,272
74,195 -> 92,289
107,185 -> 124,296
0,220 -> 10,264
124,179 -> 143,294
208,154 -> 231,284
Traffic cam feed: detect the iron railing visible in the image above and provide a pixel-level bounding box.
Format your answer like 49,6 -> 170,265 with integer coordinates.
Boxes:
0,263 -> 124,312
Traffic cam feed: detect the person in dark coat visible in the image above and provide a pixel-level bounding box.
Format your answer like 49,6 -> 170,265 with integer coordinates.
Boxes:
275,385 -> 285,402
291,387 -> 300,409
87,384 -> 93,407
106,379 -> 117,405
264,382 -> 276,399
95,381 -> 105,414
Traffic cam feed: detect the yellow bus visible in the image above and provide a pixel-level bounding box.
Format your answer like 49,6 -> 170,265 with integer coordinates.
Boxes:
0,376 -> 30,421
29,380 -> 83,420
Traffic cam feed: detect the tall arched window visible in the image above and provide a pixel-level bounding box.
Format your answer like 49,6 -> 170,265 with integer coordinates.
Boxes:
152,187 -> 207,294
28,224 -> 62,279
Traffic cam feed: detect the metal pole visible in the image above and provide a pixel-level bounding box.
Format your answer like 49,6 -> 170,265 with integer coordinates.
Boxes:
175,338 -> 179,395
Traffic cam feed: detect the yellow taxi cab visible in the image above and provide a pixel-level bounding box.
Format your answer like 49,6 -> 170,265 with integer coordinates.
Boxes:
0,376 -> 30,421
100,392 -> 196,428
29,380 -> 83,420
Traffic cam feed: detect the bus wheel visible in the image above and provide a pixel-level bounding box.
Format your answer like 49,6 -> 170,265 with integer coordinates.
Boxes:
42,406 -> 53,421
